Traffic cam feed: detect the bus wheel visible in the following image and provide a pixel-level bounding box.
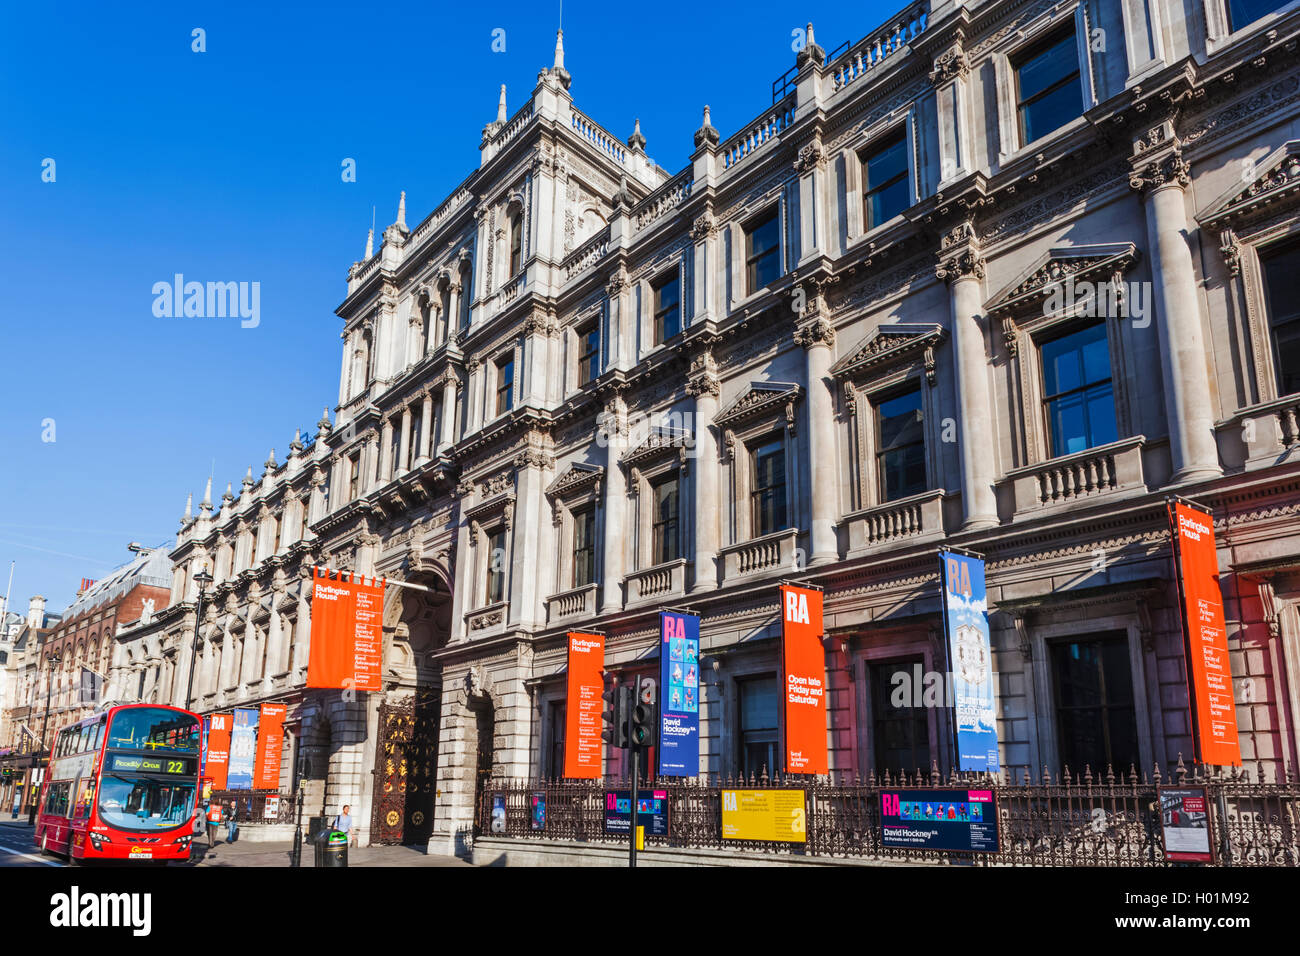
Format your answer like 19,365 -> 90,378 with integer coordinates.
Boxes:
39,832 -> 50,856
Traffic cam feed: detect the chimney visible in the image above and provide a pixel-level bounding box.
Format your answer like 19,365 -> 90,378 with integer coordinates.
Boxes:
28,595 -> 46,628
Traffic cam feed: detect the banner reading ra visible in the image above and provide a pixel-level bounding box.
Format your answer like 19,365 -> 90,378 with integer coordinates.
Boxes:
658,611 -> 700,777
563,632 -> 605,779
780,584 -> 827,775
307,567 -> 384,692
205,713 -> 232,791
939,551 -> 999,773
1169,502 -> 1242,767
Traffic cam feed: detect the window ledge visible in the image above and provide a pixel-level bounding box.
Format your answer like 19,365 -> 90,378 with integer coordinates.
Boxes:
719,528 -> 801,585
1005,436 -> 1147,517
545,583 -> 599,624
997,114 -> 1090,172
842,489 -> 946,557
624,559 -> 690,605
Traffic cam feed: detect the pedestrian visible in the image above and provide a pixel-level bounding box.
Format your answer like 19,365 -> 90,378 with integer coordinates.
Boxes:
226,799 -> 239,843
205,799 -> 223,847
331,804 -> 354,846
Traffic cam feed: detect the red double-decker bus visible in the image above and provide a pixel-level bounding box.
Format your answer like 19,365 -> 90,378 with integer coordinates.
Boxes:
35,704 -> 200,863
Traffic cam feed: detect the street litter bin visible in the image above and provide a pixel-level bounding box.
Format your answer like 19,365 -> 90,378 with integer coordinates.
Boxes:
320,830 -> 349,868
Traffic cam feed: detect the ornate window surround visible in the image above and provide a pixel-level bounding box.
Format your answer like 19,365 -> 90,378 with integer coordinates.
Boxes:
1198,140 -> 1300,406
840,115 -> 919,248
565,305 -> 605,397
464,489 -> 516,614
988,243 -> 1142,468
622,427 -> 694,576
990,2 -> 1098,168
1203,0 -> 1300,55
637,257 -> 688,358
715,382 -> 803,545
725,196 -> 790,315
544,463 -> 605,600
830,322 -> 946,512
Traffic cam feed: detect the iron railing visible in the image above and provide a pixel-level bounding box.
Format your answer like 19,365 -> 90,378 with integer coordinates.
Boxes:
477,762 -> 1300,866
206,789 -> 293,825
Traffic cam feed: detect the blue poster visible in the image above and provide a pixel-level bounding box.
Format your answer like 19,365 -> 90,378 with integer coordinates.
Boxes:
658,611 -> 700,777
227,708 -> 259,790
938,552 -> 1000,773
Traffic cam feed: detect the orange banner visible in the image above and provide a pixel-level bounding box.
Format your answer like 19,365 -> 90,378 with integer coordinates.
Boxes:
206,713 -> 232,790
563,632 -> 606,779
780,584 -> 827,775
307,568 -> 384,692
254,702 -> 287,790
1170,503 -> 1242,766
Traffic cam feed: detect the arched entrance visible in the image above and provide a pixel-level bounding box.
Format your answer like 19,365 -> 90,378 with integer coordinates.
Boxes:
370,568 -> 450,846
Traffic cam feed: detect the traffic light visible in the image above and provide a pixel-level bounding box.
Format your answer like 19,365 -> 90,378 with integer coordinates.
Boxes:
630,700 -> 656,749
601,683 -> 630,749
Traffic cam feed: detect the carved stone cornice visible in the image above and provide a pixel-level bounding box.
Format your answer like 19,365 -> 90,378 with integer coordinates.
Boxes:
830,323 -> 947,387
1129,122 -> 1191,196
987,243 -> 1143,322
714,381 -> 802,432
546,463 -> 604,500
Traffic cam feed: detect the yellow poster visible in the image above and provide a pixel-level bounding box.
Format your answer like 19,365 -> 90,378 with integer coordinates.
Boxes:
721,789 -> 806,843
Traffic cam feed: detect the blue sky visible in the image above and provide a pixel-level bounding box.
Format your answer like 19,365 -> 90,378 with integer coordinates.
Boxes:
0,0 -> 898,614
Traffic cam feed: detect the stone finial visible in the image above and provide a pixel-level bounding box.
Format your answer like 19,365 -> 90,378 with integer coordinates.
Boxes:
181,493 -> 193,525
264,449 -> 278,474
694,105 -> 720,149
797,21 -> 825,69
290,428 -> 304,454
628,118 -> 646,151
396,191 -> 407,230
317,408 -> 333,439
806,22 -> 815,47
242,466 -> 254,492
364,227 -> 374,260
201,476 -> 213,510
496,84 -> 507,125
222,481 -> 234,505
614,174 -> 634,211
550,30 -> 571,89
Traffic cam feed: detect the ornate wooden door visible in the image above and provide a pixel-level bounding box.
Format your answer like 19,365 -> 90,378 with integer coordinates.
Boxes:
370,692 -> 440,846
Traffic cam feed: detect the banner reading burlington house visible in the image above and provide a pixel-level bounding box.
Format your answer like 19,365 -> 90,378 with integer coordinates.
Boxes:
563,632 -> 605,779
1169,502 -> 1242,766
939,552 -> 999,772
780,584 -> 827,775
307,567 -> 383,692
658,611 -> 700,777
254,702 -> 286,790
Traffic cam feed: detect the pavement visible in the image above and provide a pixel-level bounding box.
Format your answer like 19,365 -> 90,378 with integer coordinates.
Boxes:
0,819 -> 471,867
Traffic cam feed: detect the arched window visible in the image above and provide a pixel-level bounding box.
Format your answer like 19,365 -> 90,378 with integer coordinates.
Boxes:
509,212 -> 523,275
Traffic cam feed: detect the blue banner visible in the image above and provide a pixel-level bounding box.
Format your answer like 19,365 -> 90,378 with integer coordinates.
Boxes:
939,552 -> 999,773
658,611 -> 700,777
227,708 -> 259,790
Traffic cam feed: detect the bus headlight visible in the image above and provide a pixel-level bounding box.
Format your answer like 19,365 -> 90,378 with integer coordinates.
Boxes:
89,832 -> 110,849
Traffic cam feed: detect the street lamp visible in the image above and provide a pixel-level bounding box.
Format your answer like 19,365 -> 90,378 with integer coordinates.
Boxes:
184,569 -> 213,713
29,649 -> 62,824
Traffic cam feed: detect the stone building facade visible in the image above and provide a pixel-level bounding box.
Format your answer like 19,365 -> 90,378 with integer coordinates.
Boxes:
144,0 -> 1300,856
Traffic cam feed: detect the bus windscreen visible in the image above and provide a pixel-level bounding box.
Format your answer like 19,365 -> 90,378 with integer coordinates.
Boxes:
107,708 -> 200,753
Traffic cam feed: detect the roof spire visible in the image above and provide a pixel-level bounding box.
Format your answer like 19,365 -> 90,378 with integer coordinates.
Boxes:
396,191 -> 407,230
364,226 -> 374,260
628,117 -> 646,151
553,29 -> 565,71
497,84 -> 508,125
181,492 -> 193,525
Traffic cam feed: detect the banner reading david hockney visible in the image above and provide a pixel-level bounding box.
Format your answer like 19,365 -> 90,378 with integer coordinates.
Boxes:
939,552 -> 999,773
658,611 -> 700,777
307,567 -> 384,692
206,713 -> 233,790
254,702 -> 287,790
1169,503 -> 1242,766
227,708 -> 259,790
563,632 -> 606,779
780,584 -> 827,775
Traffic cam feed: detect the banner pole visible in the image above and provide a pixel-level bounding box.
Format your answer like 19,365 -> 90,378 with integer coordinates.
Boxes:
312,566 -> 432,593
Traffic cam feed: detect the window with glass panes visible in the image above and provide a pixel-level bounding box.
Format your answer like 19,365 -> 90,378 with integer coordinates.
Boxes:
1228,0 -> 1288,31
1261,237 -> 1300,397
653,272 -> 681,345
651,472 -> 680,564
577,322 -> 600,387
862,130 -> 910,230
738,676 -> 779,778
751,439 -> 788,536
1040,321 -> 1118,457
869,658 -> 932,774
495,356 -> 514,416
572,507 -> 596,588
509,213 -> 523,275
546,701 -> 565,779
1050,633 -> 1138,773
485,526 -> 506,604
1014,30 -> 1083,146
459,264 -> 473,328
875,385 -> 926,502
347,453 -> 361,500
745,211 -> 781,294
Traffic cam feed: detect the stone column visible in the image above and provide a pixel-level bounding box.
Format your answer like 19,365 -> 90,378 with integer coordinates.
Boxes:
380,418 -> 395,483
438,374 -> 459,453
418,391 -> 434,462
938,226 -> 999,529
599,394 -> 628,613
688,352 -> 721,592
1130,127 -> 1222,482
398,406 -> 412,476
796,312 -> 838,565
